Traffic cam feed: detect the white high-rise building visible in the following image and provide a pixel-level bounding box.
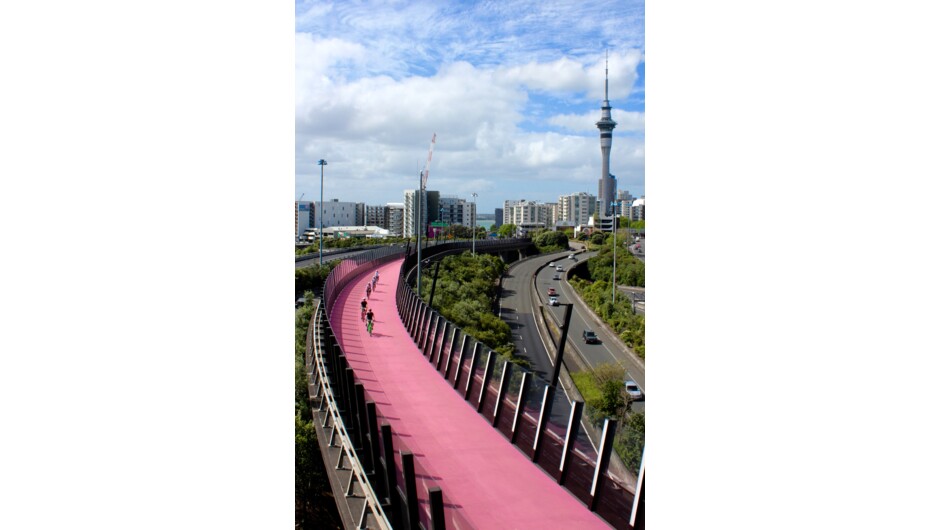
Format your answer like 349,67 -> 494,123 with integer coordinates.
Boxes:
438,196 -> 476,226
558,192 -> 597,227
504,199 -> 553,234
627,197 -> 645,221
404,190 -> 440,238
387,203 -> 404,237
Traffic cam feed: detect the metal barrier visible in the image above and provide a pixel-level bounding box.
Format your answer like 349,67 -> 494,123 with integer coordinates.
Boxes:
313,244 -> 455,529
310,300 -> 393,529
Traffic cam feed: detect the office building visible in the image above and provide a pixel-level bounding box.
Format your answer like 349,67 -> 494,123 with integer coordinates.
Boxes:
295,201 -> 313,241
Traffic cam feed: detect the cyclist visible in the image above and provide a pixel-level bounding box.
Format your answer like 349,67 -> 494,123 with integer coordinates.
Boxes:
366,283 -> 372,298
365,308 -> 375,336
360,298 -> 368,321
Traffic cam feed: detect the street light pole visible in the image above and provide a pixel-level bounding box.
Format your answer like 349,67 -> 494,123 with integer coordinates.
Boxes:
417,179 -> 423,295
472,192 -> 478,256
611,201 -> 617,305
318,159 -> 327,266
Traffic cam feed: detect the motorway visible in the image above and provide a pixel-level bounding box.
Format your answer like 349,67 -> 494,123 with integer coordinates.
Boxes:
502,245 -> 646,412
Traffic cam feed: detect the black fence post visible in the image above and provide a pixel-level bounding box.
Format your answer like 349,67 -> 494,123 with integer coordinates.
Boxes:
380,423 -> 400,528
400,451 -> 420,530
589,418 -> 617,512
436,324 -> 452,371
447,334 -> 467,385
463,342 -> 482,401
558,400 -> 584,485
334,351 -> 347,414
532,385 -> 556,461
366,402 -> 385,500
344,367 -> 359,448
630,453 -> 645,530
423,313 -> 438,355
511,372 -> 531,444
354,383 -> 371,471
490,360 -> 512,425
477,351 -> 497,414
428,486 -> 446,530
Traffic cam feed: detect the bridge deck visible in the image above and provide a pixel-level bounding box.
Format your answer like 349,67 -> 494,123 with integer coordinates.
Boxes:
331,258 -> 610,529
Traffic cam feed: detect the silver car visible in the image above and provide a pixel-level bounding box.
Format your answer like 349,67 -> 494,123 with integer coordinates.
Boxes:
624,380 -> 644,402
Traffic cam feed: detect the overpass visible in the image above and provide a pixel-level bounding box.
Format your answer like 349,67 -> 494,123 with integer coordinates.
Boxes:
303,240 -> 645,529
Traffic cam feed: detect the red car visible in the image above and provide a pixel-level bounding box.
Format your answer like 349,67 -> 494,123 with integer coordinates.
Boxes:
547,288 -> 557,296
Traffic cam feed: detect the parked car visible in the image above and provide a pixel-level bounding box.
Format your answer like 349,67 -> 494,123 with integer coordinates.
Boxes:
582,329 -> 599,344
624,380 -> 645,402
547,287 -> 557,296
548,295 -> 559,306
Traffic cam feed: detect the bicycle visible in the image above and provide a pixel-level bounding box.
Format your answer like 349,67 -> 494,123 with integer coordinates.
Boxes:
366,319 -> 374,336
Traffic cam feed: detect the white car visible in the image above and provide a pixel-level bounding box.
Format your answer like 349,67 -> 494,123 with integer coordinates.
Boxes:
548,262 -> 555,267
555,265 -> 563,272
548,295 -> 559,306
624,380 -> 644,402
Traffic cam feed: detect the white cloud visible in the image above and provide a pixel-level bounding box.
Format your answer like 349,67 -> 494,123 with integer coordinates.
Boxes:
295,0 -> 645,209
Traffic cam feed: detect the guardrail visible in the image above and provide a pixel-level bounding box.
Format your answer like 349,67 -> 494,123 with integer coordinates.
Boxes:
313,244 -> 458,529
309,300 -> 392,528
295,244 -> 385,263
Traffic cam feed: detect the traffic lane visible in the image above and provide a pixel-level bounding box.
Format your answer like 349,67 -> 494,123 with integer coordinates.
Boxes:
537,255 -> 645,390
499,250 -> 581,425
500,265 -> 552,380
536,259 -> 645,412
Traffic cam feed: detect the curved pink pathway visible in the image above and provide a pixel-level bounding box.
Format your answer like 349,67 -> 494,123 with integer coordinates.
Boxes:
331,258 -> 610,529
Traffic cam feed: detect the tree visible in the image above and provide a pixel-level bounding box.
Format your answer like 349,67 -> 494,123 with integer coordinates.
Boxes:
497,223 -> 517,238
532,230 -> 569,251
614,412 -> 645,473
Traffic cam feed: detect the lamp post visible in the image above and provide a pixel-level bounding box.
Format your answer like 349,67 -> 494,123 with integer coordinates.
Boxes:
471,192 -> 478,256
317,159 -> 327,266
611,201 -> 617,305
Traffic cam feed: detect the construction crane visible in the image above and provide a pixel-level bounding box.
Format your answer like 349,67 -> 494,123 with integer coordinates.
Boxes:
421,133 -> 436,188
417,133 -> 436,294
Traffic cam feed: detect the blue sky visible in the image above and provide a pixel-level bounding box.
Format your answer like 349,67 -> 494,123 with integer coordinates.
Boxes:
296,0 -> 644,213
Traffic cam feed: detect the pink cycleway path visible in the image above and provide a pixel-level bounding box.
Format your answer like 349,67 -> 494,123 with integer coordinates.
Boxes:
331,258 -> 611,529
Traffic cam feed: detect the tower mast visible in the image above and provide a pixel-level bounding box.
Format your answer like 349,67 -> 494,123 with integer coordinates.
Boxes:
596,50 -> 618,217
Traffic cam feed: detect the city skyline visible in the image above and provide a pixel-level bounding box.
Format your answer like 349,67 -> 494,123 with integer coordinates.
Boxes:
295,0 -> 645,213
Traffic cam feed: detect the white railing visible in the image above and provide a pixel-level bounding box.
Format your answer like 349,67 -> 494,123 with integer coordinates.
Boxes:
310,299 -> 392,529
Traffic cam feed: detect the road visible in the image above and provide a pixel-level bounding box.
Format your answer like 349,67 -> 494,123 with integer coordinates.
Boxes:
537,253 -> 645,400
500,246 -> 645,412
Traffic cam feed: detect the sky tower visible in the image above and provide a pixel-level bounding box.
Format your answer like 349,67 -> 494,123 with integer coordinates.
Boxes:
596,51 -> 617,217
